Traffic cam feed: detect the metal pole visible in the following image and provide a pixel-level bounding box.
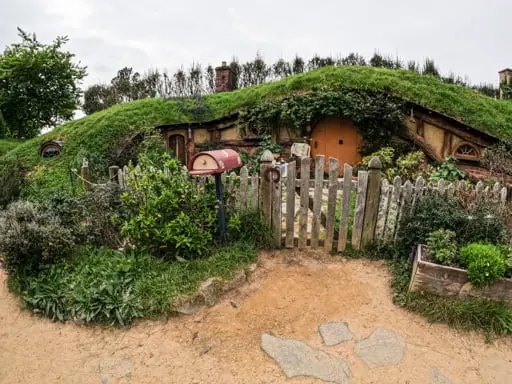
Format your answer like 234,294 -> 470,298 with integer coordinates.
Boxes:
215,173 -> 227,242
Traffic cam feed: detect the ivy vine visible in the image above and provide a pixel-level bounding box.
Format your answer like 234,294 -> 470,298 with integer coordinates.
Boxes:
240,87 -> 405,154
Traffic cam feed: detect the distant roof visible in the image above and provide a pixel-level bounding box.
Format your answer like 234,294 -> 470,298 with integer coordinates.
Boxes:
499,68 -> 512,73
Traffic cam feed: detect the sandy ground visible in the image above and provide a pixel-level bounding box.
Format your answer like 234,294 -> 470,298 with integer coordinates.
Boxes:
1,250 -> 511,384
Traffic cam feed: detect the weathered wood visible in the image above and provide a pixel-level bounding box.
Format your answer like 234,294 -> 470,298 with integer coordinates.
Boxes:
361,157 -> 382,248
475,181 -> 484,197
395,180 -> 414,241
251,173 -> 259,210
118,167 -> 125,188
260,150 -> 274,226
324,158 -> 339,252
493,182 -> 501,199
412,176 -> 425,208
228,171 -> 237,210
446,183 -> 455,198
271,167 -> 282,248
239,166 -> 249,210
108,166 -> 119,184
298,157 -> 311,250
311,155 -> 325,249
500,187 -> 508,205
375,179 -> 390,241
337,164 -> 353,252
384,176 -> 402,242
437,179 -> 445,196
81,159 -> 91,192
351,170 -> 369,250
285,161 -> 297,248
410,245 -> 512,302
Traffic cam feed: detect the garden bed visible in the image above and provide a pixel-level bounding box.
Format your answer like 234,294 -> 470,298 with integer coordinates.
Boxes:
408,245 -> 512,302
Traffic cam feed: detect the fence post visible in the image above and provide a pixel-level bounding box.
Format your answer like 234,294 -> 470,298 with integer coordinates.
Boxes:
260,150 -> 274,227
81,158 -> 91,191
108,166 -> 120,184
361,157 -> 382,248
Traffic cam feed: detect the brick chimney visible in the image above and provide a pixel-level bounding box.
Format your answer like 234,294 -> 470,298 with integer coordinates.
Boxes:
499,68 -> 512,99
215,61 -> 235,93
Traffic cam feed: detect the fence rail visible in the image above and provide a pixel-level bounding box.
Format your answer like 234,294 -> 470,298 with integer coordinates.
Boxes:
88,155 -> 510,253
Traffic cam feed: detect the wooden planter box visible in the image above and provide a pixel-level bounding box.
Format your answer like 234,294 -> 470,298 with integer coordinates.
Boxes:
408,245 -> 512,302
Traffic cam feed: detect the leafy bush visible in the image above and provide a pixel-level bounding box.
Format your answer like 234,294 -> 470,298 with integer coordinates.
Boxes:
17,242 -> 258,325
0,201 -> 75,276
228,209 -> 274,249
427,229 -> 457,265
256,135 -> 282,159
361,147 -> 432,180
399,193 -> 509,250
0,164 -> 24,208
431,156 -> 466,181
120,154 -> 218,260
460,243 -> 505,286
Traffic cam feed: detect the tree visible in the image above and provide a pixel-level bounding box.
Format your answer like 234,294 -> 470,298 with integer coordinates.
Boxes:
341,53 -> 366,66
0,28 -> 87,138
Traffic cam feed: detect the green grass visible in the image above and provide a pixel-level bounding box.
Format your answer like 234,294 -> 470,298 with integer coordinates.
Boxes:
14,241 -> 258,325
0,138 -> 21,156
3,65 -> 512,199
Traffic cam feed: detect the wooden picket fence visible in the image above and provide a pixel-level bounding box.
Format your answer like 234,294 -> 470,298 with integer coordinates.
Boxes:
96,155 -> 510,252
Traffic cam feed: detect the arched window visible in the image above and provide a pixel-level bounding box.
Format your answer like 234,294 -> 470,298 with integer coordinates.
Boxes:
454,143 -> 480,161
168,134 -> 186,164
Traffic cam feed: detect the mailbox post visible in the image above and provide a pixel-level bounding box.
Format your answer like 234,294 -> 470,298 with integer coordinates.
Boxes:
188,149 -> 242,242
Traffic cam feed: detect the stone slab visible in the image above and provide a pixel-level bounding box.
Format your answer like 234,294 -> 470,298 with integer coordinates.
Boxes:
319,322 -> 354,346
355,327 -> 405,368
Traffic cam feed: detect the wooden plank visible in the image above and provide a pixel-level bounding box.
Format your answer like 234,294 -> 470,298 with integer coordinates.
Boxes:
375,179 -> 390,241
475,181 -> 484,197
298,158 -> 311,250
337,164 -> 353,252
500,187 -> 508,205
361,157 -> 382,247
260,154 -> 273,227
446,183 -> 455,198
251,173 -> 259,210
285,161 -> 296,248
324,158 -> 339,252
311,155 -> 325,249
493,182 -> 502,200
271,167 -> 282,247
239,166 -> 249,211
412,176 -> 424,208
395,180 -> 414,242
351,170 -> 369,250
228,171 -> 237,211
438,179 -> 445,196
384,176 -> 402,242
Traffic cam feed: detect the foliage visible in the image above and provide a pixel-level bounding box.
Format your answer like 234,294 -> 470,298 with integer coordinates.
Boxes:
0,138 -> 20,156
482,140 -> 512,181
0,163 -> 24,208
15,242 -> 257,325
459,243 -> 505,287
241,87 -> 405,154
427,230 -> 457,265
0,28 -> 87,138
256,135 -> 282,158
4,65 -> 512,200
431,156 -> 466,181
398,193 -> 509,250
120,154 -> 218,260
228,209 -> 274,249
0,201 -> 76,276
361,147 -> 431,180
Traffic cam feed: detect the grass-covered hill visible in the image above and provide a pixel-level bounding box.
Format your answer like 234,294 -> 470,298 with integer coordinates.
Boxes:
0,139 -> 21,157
2,66 -> 512,200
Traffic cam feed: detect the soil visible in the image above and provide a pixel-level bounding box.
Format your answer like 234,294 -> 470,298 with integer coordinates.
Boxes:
1,250 -> 511,384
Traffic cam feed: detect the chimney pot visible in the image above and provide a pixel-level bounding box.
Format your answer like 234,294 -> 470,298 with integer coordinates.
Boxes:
215,61 -> 235,93
221,61 -> 227,67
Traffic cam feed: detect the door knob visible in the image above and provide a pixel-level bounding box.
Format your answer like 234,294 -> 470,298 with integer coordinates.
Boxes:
338,139 -> 344,145
314,141 -> 318,149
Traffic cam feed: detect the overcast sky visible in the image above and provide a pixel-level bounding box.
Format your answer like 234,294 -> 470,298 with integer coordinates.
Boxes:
1,0 -> 511,90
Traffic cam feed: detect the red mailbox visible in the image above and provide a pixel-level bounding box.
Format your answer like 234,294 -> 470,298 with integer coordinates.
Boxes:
188,149 -> 242,175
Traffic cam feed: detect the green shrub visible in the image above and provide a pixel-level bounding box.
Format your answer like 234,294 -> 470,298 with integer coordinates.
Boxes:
228,209 -> 274,249
0,201 -> 76,276
0,164 -> 24,208
427,229 -> 457,265
460,243 -> 505,286
431,156 -> 466,181
120,153 -> 218,260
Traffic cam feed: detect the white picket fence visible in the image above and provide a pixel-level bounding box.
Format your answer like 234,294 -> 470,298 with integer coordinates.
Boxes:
100,156 -> 510,252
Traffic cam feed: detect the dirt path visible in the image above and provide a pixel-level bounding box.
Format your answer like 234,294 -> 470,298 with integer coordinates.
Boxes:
1,251 -> 511,384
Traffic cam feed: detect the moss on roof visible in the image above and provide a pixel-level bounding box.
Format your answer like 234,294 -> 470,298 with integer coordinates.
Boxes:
1,66 -> 511,198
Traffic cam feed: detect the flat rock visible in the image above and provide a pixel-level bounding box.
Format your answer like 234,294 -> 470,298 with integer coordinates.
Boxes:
431,368 -> 453,384
319,322 -> 354,346
261,333 -> 351,384
355,327 -> 406,368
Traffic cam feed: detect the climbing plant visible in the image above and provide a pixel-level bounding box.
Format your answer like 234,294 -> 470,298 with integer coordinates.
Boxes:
239,87 -> 404,154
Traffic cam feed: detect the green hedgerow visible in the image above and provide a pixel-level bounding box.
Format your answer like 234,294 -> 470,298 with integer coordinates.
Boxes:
460,243 -> 505,287
427,229 -> 457,265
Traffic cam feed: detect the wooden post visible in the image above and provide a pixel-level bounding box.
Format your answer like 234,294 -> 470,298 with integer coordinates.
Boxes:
361,157 -> 382,248
324,158 -> 339,252
251,173 -> 259,210
271,166 -> 282,248
260,150 -> 274,227
108,166 -> 120,184
311,155 -> 325,249
298,157 -> 311,250
351,170 -> 369,249
81,158 -> 92,191
239,166 -> 249,211
337,164 -> 353,252
285,161 -> 296,248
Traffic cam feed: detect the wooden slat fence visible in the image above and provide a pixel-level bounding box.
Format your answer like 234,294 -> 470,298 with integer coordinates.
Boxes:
97,154 -> 510,252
